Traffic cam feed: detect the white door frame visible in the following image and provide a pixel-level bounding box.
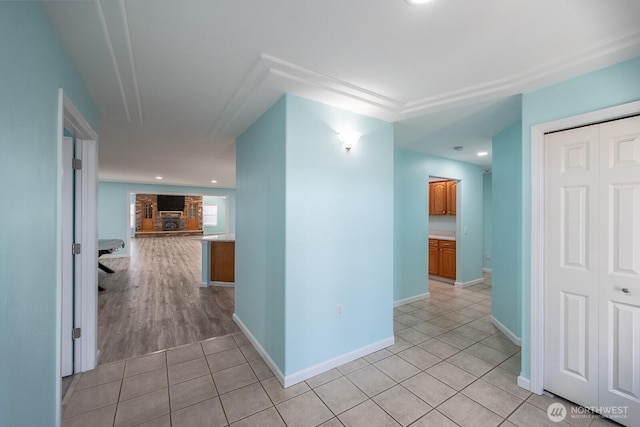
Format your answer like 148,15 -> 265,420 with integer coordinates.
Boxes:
61,136 -> 74,377
72,138 -> 99,373
528,100 -> 640,394
55,89 -> 98,420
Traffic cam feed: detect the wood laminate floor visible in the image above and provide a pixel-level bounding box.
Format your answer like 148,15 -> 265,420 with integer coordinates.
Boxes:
97,236 -> 238,365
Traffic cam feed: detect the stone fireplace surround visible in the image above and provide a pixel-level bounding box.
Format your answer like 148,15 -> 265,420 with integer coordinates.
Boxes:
135,194 -> 203,236
160,212 -> 182,231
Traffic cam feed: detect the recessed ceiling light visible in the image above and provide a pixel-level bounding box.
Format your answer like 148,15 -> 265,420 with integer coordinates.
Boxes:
477,152 -> 489,157
211,180 -> 217,184
404,0 -> 434,5
155,176 -> 163,180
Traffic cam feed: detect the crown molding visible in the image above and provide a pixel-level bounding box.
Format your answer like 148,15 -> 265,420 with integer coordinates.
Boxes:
206,56 -> 273,140
211,29 -> 640,136
403,28 -> 640,116
261,54 -> 404,113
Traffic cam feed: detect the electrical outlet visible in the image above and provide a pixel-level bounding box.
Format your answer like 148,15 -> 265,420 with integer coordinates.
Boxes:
336,304 -> 343,318
485,253 -> 491,260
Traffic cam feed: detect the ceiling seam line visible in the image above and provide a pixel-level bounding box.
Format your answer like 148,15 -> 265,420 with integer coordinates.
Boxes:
95,0 -> 131,123
119,0 -> 143,126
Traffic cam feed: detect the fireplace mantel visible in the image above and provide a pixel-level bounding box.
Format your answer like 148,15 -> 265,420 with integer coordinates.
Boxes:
159,211 -> 183,216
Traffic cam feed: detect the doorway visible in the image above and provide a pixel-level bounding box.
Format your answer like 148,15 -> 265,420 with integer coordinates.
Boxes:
428,176 -> 460,284
57,90 -> 98,415
95,192 -> 234,364
530,102 -> 640,426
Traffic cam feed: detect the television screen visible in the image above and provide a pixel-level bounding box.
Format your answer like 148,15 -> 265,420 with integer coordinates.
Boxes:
157,195 -> 185,211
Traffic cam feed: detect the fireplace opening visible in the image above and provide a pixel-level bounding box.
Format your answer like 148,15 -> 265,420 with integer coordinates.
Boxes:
160,212 -> 182,231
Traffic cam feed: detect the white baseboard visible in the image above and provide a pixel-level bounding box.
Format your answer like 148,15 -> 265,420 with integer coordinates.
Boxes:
490,315 -> 522,346
282,336 -> 394,388
517,375 -> 532,392
394,292 -> 430,308
99,253 -> 128,259
428,275 -> 454,284
201,281 -> 234,288
233,314 -> 286,385
210,281 -> 235,287
454,277 -> 484,288
233,313 -> 394,388
482,268 -> 492,274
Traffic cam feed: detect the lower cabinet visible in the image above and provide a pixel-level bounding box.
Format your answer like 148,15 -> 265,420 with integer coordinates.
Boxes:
210,241 -> 235,283
428,240 -> 439,275
428,239 -> 456,280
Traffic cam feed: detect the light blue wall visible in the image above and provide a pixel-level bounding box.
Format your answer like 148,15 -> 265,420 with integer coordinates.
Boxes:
429,215 -> 456,232
98,182 -> 236,255
0,3 -> 98,426
203,196 -> 228,234
483,173 -> 492,270
519,56 -> 640,380
284,94 -> 394,374
236,94 -> 394,377
235,96 -> 287,371
491,123 -> 521,339
394,149 -> 484,301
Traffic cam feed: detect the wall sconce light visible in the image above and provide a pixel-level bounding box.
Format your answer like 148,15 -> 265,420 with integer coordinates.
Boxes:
337,130 -> 361,152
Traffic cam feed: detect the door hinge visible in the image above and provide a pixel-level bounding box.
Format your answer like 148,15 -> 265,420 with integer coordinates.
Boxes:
72,243 -> 82,255
72,328 -> 81,340
72,158 -> 82,170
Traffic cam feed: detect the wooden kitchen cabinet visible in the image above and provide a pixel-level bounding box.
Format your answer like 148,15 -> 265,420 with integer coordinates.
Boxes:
428,239 -> 439,275
446,180 -> 456,215
429,181 -> 448,215
210,241 -> 235,283
438,240 -> 456,279
428,239 -> 456,280
429,180 -> 457,216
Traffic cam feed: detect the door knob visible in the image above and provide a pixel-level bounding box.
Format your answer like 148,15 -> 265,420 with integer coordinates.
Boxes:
621,288 -> 630,294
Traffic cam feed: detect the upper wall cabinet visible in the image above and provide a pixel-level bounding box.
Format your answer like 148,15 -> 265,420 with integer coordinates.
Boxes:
429,180 -> 457,216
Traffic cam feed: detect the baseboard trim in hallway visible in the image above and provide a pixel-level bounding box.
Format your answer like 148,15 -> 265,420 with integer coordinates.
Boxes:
394,292 -> 430,308
65,278 -> 592,427
490,315 -> 522,346
232,313 -> 286,386
455,277 -> 485,288
233,312 -> 395,388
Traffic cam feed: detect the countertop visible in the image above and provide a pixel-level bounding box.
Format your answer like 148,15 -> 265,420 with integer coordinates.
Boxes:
194,233 -> 235,242
428,231 -> 456,241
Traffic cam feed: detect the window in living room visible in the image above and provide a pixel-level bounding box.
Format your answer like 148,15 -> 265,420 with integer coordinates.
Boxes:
203,204 -> 218,226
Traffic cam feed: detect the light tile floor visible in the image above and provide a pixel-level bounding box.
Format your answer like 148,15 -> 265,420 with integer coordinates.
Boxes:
62,277 -> 622,427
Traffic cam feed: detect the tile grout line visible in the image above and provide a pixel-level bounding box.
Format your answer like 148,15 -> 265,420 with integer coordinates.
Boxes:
164,350 -> 172,427
70,278 -> 499,427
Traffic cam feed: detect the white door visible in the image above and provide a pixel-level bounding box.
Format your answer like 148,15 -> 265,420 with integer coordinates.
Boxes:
61,136 -> 74,377
597,117 -> 640,423
544,124 -> 600,408
544,115 -> 640,426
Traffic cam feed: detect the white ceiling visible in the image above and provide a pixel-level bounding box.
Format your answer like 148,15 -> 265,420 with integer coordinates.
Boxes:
43,0 -> 640,187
